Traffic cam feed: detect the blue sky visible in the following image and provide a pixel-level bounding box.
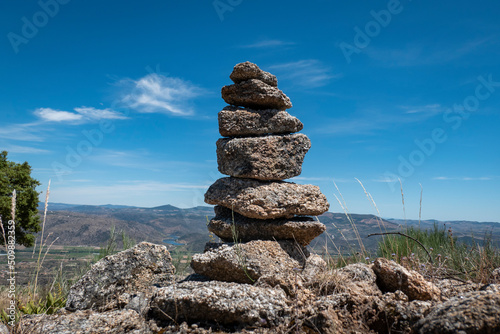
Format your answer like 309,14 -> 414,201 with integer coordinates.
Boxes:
1,0 -> 499,222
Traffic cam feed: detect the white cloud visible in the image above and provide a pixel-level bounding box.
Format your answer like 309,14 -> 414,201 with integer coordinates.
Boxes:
34,107 -> 127,123
73,107 -> 128,120
34,108 -> 83,122
121,73 -> 204,116
240,39 -> 296,48
269,60 -> 340,88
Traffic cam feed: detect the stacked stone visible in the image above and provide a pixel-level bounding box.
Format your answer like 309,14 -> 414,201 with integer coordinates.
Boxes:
191,62 -> 330,284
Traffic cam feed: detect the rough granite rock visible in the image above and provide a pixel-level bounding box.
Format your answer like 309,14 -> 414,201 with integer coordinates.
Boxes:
204,177 -> 330,219
372,257 -> 440,301
208,206 -> 325,246
217,133 -> 311,180
229,61 -> 278,87
148,280 -> 290,328
413,288 -> 500,333
66,242 -> 175,312
218,106 -> 303,137
221,79 -> 292,110
18,309 -> 152,334
191,240 -> 309,284
0,323 -> 8,334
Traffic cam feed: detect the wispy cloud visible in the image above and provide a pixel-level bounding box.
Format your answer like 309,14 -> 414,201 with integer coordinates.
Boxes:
34,107 -> 127,123
1,144 -> 50,154
268,60 -> 340,88
240,39 -> 296,49
120,73 -> 205,116
316,104 -> 444,136
366,37 -> 495,67
0,122 -> 46,142
433,176 -> 493,181
400,104 -> 445,115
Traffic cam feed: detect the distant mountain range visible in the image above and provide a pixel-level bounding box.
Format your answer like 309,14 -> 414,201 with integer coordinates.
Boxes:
37,203 -> 500,253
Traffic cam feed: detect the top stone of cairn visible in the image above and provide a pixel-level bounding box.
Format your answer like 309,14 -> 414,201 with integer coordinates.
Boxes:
229,61 -> 278,87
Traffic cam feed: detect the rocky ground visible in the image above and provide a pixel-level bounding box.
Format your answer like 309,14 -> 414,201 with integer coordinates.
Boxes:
5,241 -> 499,334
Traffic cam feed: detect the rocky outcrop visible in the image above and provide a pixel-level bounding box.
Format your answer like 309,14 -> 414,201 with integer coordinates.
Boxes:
218,106 -> 303,137
204,177 -> 329,219
373,257 -> 440,301
414,286 -> 500,333
217,134 -> 310,180
207,206 -> 325,246
66,242 -> 175,312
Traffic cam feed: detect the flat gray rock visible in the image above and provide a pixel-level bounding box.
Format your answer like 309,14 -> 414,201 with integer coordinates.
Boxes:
222,79 -> 292,110
218,106 -> 303,137
191,240 -> 309,284
19,309 -> 152,334
66,242 -> 175,312
149,280 -> 290,328
229,61 -> 278,87
217,133 -> 310,180
204,177 -> 330,219
208,205 -> 325,246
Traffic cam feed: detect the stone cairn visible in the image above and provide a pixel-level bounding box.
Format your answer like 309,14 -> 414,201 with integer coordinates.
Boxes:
191,62 -> 330,284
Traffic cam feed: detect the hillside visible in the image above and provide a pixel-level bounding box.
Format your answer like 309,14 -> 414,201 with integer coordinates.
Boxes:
37,203 -> 500,254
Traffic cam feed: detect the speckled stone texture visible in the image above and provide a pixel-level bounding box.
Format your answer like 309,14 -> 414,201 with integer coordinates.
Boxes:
204,177 -> 330,219
149,280 -> 290,328
222,79 -> 292,110
229,61 -> 278,87
413,286 -> 500,333
19,309 -> 153,334
191,240 -> 308,284
208,205 -> 325,246
373,257 -> 440,301
66,242 -> 175,312
216,133 -> 311,180
218,106 -> 303,137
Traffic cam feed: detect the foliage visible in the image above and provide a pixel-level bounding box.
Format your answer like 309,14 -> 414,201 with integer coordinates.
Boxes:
0,151 -> 41,246
376,223 -> 500,283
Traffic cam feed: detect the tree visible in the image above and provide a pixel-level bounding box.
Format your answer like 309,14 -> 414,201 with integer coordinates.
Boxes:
0,151 -> 41,247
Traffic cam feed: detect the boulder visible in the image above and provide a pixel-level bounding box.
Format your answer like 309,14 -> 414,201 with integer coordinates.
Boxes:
148,280 -> 290,328
66,242 -> 175,312
221,79 -> 292,110
218,106 -> 303,137
413,288 -> 500,333
191,240 -> 309,284
204,177 -> 330,219
208,205 -> 325,246
372,257 -> 440,301
216,133 -> 311,180
18,309 -> 152,334
229,61 -> 278,87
